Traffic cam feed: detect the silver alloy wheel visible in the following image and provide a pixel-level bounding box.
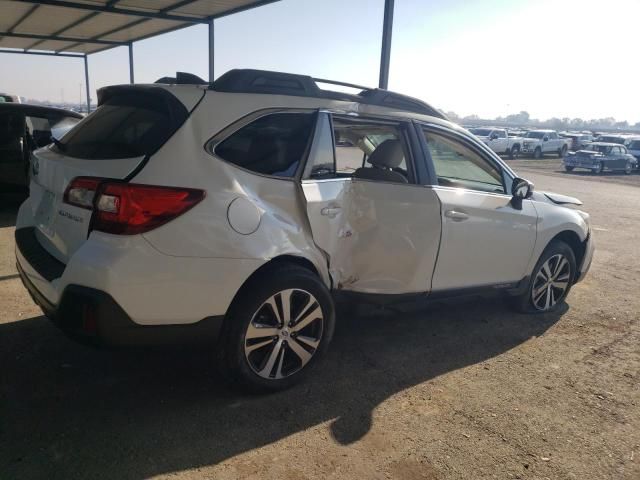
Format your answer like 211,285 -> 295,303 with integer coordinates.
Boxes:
531,254 -> 571,311
625,162 -> 632,174
244,288 -> 323,380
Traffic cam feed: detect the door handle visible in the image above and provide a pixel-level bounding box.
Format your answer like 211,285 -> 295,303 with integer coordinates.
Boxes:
321,206 -> 342,218
444,210 -> 469,221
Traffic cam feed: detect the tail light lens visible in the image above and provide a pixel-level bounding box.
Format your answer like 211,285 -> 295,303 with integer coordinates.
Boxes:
63,177 -> 205,235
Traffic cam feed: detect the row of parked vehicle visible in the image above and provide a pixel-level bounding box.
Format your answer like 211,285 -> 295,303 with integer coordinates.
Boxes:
466,126 -> 640,175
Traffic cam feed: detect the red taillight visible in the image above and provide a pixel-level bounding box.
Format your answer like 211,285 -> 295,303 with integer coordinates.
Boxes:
63,177 -> 105,210
93,183 -> 205,235
63,177 -> 205,235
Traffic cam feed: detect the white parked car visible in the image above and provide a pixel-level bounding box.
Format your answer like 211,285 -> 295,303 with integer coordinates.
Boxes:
15,70 -> 594,391
468,127 -> 522,159
521,130 -> 571,159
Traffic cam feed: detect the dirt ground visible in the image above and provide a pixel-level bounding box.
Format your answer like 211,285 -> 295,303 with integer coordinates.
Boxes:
1,160 -> 639,480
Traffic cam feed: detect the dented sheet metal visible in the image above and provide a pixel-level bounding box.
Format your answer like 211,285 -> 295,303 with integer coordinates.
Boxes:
302,179 -> 442,294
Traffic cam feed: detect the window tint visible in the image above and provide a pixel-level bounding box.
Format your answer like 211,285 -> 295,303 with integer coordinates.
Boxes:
55,93 -> 181,160
497,130 -> 507,138
550,132 -> 558,139
423,130 -> 505,194
215,112 -> 314,177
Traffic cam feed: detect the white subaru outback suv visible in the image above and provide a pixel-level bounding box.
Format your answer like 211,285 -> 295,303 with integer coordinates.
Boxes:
15,69 -> 594,391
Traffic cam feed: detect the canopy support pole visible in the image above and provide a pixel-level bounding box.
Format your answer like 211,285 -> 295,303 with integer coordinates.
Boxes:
378,0 -> 394,89
128,43 -> 134,84
208,20 -> 215,82
84,55 -> 91,112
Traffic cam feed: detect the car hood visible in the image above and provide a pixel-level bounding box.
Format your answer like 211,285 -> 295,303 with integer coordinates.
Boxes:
522,138 -> 542,143
532,190 -> 583,206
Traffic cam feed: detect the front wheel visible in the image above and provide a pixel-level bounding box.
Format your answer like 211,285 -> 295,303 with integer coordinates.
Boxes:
564,165 -> 574,172
218,264 -> 335,392
624,162 -> 632,175
511,241 -> 576,314
509,145 -> 520,159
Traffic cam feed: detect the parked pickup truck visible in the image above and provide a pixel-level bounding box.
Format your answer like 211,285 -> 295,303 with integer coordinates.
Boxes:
468,127 -> 522,159
521,130 -> 570,159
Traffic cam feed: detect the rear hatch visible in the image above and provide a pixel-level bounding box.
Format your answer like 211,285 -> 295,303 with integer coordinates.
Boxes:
28,85 -> 197,264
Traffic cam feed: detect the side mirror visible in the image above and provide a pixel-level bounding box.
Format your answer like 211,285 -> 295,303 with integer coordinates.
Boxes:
490,134 -> 498,140
543,136 -> 549,142
511,177 -> 534,209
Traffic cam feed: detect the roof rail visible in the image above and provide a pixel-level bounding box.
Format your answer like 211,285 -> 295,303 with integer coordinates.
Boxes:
211,69 -> 445,119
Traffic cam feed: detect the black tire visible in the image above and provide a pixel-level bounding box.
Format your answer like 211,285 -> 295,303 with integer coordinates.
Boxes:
559,145 -> 568,158
533,147 -> 542,159
217,264 -> 335,393
624,162 -> 632,175
593,162 -> 603,174
564,166 -> 574,172
511,240 -> 576,314
509,145 -> 520,159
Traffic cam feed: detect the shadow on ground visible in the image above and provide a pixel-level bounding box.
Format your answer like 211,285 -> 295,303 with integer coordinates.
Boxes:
0,297 -> 564,479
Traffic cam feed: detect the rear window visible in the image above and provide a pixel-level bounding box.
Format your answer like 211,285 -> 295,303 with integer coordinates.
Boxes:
54,92 -> 183,159
214,112 -> 315,177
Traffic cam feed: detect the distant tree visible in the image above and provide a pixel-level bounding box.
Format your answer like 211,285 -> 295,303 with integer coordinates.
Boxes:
505,111 -> 530,125
462,114 -> 480,123
445,111 -> 460,122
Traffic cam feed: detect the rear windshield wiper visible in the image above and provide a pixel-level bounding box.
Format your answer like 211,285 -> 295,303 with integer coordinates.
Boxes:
51,136 -> 66,152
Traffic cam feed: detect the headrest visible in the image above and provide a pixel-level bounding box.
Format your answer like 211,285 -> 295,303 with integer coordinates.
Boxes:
367,139 -> 404,168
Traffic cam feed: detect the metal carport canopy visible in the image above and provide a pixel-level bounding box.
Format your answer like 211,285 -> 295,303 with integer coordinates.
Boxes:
0,0 -> 395,108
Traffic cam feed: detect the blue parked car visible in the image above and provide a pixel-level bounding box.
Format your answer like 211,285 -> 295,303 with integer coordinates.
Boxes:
563,142 -> 638,174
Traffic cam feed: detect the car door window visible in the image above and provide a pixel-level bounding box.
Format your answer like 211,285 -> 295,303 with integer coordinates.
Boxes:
497,130 -> 507,138
306,116 -> 413,184
422,129 -> 505,194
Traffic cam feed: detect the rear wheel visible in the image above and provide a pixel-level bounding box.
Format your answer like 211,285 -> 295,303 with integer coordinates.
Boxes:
511,241 -> 576,314
218,264 -> 335,392
593,162 -> 603,174
509,145 -> 520,159
533,147 -> 542,159
564,165 -> 574,172
559,145 -> 568,158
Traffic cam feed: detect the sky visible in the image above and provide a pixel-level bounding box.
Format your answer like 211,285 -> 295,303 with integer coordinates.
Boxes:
1,0 -> 639,123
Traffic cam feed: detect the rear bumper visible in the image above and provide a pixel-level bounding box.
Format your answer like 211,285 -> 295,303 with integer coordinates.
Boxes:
17,260 -> 223,347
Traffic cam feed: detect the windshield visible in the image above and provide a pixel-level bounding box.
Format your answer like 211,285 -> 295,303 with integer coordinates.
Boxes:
469,128 -> 493,136
525,131 -> 546,139
585,145 -> 611,154
627,140 -> 640,150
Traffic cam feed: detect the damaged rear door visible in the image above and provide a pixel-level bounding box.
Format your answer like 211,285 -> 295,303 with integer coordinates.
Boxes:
301,113 -> 441,295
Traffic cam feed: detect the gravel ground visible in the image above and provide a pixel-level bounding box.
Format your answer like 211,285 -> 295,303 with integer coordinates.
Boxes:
1,163 -> 639,480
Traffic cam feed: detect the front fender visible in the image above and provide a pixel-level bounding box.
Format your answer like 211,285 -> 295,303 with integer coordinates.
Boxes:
526,199 -> 590,274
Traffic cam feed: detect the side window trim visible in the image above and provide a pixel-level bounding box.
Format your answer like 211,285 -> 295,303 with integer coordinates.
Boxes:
417,122 -> 511,194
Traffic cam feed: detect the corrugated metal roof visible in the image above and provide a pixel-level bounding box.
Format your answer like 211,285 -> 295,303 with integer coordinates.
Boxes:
0,0 -> 279,55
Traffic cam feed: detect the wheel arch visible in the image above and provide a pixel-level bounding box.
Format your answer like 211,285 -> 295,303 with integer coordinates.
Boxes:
546,230 -> 587,269
225,254 -> 326,316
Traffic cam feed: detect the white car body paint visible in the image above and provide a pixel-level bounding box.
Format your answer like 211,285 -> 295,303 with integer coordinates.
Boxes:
15,81 -> 593,329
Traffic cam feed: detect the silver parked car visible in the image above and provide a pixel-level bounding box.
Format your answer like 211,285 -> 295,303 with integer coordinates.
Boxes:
564,142 -> 638,174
